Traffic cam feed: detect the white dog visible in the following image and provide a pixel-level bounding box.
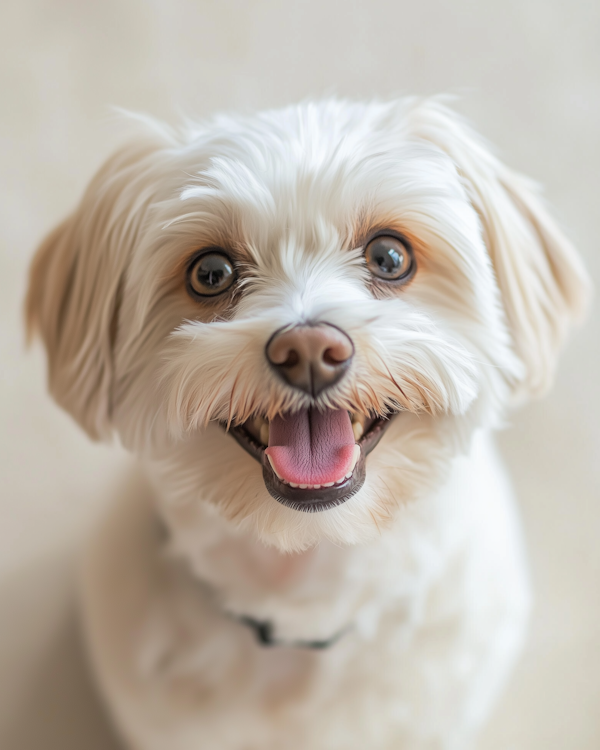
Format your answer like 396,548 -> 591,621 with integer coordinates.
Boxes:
26,98 -> 590,750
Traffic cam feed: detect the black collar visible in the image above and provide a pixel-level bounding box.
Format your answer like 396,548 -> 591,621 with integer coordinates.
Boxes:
237,615 -> 350,649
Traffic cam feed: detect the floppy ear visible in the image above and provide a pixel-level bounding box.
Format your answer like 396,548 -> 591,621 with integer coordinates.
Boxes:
407,99 -> 592,399
25,138 -> 166,439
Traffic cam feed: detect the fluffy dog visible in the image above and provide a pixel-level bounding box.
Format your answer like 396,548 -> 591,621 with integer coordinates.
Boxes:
26,98 -> 590,749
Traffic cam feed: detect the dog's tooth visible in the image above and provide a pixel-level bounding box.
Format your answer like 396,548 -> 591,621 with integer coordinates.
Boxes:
342,445 -> 361,480
267,455 -> 283,481
299,484 -> 308,489
290,482 -> 299,488
323,482 -> 334,487
259,422 -> 269,446
335,476 -> 345,484
352,421 -> 364,441
313,484 -> 321,489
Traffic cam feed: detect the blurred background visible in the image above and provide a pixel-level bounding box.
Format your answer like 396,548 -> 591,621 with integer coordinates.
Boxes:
0,1 -> 598,748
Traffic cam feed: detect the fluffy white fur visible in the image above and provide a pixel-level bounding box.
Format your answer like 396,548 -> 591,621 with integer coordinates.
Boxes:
26,98 -> 590,749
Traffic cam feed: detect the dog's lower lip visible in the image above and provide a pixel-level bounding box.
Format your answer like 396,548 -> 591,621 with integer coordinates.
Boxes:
223,412 -> 397,512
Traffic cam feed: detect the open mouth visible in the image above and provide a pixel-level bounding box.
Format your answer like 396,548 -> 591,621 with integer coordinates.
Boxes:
225,408 -> 396,512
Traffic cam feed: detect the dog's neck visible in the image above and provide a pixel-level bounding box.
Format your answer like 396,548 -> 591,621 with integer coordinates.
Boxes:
157,514 -> 352,647
156,483 -> 457,646
162,515 -> 359,643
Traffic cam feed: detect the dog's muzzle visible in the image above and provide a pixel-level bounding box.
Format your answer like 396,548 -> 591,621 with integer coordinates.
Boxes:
224,320 -> 398,512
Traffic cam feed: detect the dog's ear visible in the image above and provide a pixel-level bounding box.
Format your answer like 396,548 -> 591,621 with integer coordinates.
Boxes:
26,138 -> 166,439
407,99 -> 592,399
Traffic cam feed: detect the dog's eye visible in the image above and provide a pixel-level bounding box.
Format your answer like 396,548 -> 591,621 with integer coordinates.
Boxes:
364,235 -> 414,283
187,251 -> 236,297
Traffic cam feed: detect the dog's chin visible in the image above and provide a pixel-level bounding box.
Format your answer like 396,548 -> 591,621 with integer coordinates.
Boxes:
224,409 -> 398,513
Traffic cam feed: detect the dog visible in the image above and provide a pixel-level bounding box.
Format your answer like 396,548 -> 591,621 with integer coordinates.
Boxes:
26,97 -> 590,749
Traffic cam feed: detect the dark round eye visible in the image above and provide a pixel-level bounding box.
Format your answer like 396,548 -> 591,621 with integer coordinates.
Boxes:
187,251 -> 236,297
364,235 -> 414,282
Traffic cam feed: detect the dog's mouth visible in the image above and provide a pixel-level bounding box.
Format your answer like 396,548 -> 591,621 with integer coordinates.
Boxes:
225,408 -> 395,512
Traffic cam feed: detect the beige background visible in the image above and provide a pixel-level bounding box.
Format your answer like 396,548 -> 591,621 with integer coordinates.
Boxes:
1,1 -> 599,748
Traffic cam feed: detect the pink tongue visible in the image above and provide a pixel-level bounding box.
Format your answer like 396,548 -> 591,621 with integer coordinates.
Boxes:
265,408 -> 356,485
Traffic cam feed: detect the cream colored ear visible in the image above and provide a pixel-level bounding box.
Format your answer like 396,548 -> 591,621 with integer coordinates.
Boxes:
407,99 -> 592,399
26,139 -> 165,439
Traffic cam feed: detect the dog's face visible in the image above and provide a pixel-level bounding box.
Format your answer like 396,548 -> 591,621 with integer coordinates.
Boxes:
26,99 -> 589,551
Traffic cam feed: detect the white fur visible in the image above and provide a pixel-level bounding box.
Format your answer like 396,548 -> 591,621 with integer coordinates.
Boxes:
26,98 -> 590,749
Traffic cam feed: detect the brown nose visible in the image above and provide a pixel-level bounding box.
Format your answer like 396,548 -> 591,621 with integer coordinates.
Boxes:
266,323 -> 354,397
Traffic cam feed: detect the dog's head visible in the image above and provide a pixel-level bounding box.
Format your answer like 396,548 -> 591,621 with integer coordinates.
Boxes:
26,99 -> 590,551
